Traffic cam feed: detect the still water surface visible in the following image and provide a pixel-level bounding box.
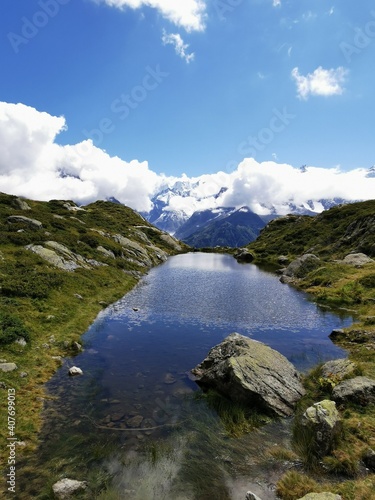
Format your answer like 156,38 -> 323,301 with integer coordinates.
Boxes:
24,253 -> 352,499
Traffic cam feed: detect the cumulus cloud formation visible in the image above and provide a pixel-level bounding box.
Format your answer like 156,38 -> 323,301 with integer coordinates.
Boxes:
0,102 -> 160,212
162,30 -> 195,63
98,0 -> 207,31
219,158 -> 374,214
291,66 -> 348,100
0,102 -> 374,218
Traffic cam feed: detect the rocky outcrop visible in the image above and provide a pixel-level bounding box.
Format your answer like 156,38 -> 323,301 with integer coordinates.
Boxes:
332,376 -> 375,406
52,478 -> 87,499
7,215 -> 42,229
299,400 -> 341,458
341,253 -> 374,267
191,333 -> 305,417
12,198 -> 31,211
283,254 -> 320,279
321,359 -> 356,381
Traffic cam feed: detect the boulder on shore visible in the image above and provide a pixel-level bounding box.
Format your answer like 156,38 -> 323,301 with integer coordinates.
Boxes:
299,400 -> 341,458
332,376 -> 375,406
283,254 -> 320,279
191,333 -> 305,417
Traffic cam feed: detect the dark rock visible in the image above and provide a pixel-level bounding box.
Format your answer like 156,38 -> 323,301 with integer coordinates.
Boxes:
332,376 -> 375,406
300,400 -> 341,458
191,333 -> 305,417
363,448 -> 375,472
234,249 -> 254,263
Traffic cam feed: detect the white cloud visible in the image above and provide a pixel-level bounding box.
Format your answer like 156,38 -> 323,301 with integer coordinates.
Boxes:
0,102 -> 159,212
97,0 -> 207,31
162,30 -> 195,63
0,102 -> 374,219
273,0 -> 281,6
291,66 -> 348,100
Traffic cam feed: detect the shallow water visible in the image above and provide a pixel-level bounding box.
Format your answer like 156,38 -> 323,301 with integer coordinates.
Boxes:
20,253 -> 352,499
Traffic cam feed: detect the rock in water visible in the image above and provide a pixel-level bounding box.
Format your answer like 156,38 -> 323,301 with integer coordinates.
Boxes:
68,366 -> 83,376
191,333 -> 305,417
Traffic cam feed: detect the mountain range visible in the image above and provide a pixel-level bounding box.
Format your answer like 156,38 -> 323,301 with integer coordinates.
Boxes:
142,178 -> 351,248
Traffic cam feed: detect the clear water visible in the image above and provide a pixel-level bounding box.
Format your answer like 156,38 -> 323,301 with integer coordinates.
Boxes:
21,253 -> 352,499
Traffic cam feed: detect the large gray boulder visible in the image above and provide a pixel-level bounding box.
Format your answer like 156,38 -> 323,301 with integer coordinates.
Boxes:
7,215 -> 42,229
341,253 -> 373,267
299,400 -> 341,458
191,333 -> 305,417
283,254 -> 320,279
332,376 -> 375,406
52,478 -> 87,499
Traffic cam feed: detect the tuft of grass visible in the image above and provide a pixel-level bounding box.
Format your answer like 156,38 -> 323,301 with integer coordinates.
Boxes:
196,390 -> 271,437
276,470 -> 318,500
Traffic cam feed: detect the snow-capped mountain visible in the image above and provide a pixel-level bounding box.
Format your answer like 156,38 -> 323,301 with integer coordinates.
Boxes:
142,177 -> 353,246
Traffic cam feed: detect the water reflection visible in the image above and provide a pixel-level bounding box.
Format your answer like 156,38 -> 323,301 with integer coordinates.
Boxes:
19,253 -> 353,499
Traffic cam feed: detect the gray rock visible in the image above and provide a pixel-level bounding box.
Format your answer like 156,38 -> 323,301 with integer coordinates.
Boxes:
160,233 -> 182,251
7,215 -> 42,229
97,246 -> 116,259
191,333 -> 305,417
332,376 -> 375,406
283,254 -> 320,278
321,359 -> 356,381
341,253 -> 374,267
14,337 -> 27,347
245,492 -> 263,500
52,478 -> 87,499
25,245 -> 80,271
363,448 -> 375,472
300,400 -> 341,458
0,363 -> 17,372
13,198 -> 31,210
20,372 -> 28,378
68,366 -> 83,376
298,494 -> 342,500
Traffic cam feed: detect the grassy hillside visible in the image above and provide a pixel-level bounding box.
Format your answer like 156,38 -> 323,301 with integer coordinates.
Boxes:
247,199 -> 375,263
245,200 -> 375,499
0,193 -> 187,473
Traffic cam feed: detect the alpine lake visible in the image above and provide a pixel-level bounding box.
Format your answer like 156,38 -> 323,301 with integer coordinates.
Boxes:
18,253 -> 353,499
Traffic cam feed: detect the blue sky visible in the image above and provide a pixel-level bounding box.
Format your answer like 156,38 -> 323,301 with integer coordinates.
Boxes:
1,0 -> 375,178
